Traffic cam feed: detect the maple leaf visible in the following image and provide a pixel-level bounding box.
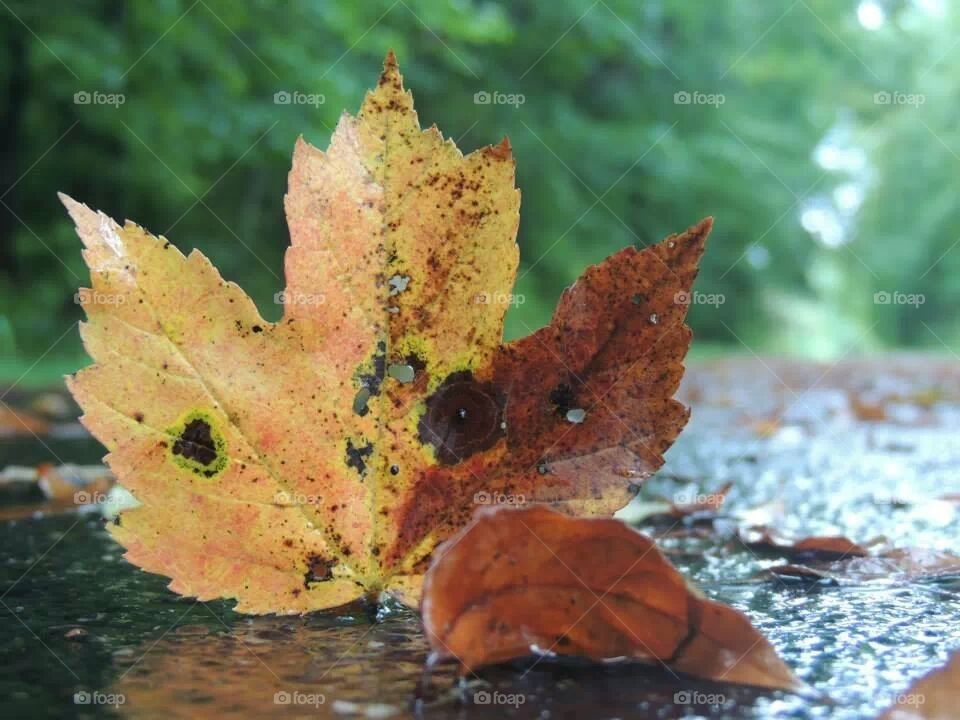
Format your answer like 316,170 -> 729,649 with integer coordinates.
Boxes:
422,505 -> 800,689
62,52 -> 710,613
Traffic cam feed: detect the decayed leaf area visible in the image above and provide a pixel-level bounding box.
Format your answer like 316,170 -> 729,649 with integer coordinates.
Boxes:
63,53 -> 710,614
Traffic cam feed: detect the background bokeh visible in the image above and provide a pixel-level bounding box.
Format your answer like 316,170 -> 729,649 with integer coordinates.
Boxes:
1,0 -> 957,384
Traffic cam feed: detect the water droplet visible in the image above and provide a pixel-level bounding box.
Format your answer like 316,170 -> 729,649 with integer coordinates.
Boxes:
566,408 -> 586,424
388,275 -> 410,296
389,464 -> 400,475
352,387 -> 371,415
668,240 -> 676,248
456,407 -> 468,421
537,461 -> 549,475
387,306 -> 399,314
649,313 -> 659,324
388,364 -> 415,383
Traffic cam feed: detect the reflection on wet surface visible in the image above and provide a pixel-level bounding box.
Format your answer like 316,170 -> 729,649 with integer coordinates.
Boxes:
1,358 -> 958,719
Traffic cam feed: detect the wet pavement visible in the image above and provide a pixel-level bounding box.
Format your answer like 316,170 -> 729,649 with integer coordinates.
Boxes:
1,356 -> 958,719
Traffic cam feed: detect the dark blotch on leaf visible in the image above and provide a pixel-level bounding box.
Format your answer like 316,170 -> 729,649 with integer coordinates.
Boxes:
418,371 -> 505,465
345,439 -> 374,477
550,382 -> 576,417
405,353 -> 427,375
359,340 -> 387,397
172,419 -> 218,467
304,554 -> 334,586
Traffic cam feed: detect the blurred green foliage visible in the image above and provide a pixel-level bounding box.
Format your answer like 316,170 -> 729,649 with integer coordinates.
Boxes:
1,0 -> 958,382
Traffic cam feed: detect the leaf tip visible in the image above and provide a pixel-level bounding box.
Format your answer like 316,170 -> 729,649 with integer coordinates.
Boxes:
693,216 -> 714,237
58,192 -> 91,222
482,136 -> 514,162
380,50 -> 402,86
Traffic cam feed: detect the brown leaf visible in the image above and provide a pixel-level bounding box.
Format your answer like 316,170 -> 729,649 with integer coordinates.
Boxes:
758,547 -> 960,585
740,528 -> 869,562
0,404 -> 50,436
422,505 -> 800,690
878,651 -> 959,720
841,547 -> 960,582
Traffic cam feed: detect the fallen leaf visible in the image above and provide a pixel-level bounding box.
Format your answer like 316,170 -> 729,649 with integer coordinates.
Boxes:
0,404 -> 50,436
422,505 -> 799,690
757,547 -> 960,585
879,651 -> 959,720
739,528 -> 869,562
36,462 -> 114,502
0,463 -> 115,520
61,53 -> 709,614
750,418 -> 782,437
761,564 -> 837,586
849,392 -> 888,422
840,547 -> 960,582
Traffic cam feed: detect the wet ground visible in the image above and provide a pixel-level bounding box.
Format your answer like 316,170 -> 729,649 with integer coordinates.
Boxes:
1,356 -> 958,719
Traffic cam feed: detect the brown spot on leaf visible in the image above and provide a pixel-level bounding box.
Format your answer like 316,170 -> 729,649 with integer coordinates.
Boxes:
172,419 -> 218,467
304,554 -> 334,586
418,371 -> 505,465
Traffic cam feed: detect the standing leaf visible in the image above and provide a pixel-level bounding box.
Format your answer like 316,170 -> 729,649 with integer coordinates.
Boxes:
63,53 -> 708,613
